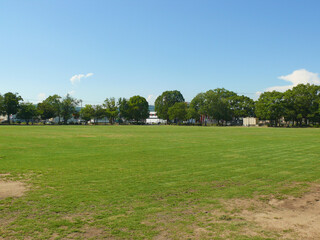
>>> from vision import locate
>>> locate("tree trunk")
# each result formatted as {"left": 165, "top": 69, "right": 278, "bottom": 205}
{"left": 7, "top": 114, "right": 10, "bottom": 124}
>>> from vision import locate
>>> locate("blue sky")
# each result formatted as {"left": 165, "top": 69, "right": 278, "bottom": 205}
{"left": 1, "top": 0, "right": 320, "bottom": 105}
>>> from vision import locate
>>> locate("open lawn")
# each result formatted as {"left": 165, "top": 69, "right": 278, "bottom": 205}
{"left": 0, "top": 126, "right": 320, "bottom": 239}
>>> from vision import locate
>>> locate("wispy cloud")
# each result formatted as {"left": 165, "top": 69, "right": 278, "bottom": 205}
{"left": 70, "top": 73, "right": 94, "bottom": 84}
{"left": 266, "top": 69, "right": 320, "bottom": 92}
{"left": 68, "top": 90, "right": 75, "bottom": 96}
{"left": 147, "top": 94, "right": 155, "bottom": 105}
{"left": 37, "top": 93, "right": 46, "bottom": 102}
{"left": 255, "top": 91, "right": 262, "bottom": 98}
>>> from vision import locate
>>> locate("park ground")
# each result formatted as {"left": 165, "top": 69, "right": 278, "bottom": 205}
{"left": 0, "top": 126, "right": 320, "bottom": 239}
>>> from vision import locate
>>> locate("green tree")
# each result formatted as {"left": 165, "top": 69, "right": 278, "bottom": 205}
{"left": 230, "top": 95, "right": 255, "bottom": 119}
{"left": 168, "top": 102, "right": 188, "bottom": 123}
{"left": 255, "top": 91, "right": 285, "bottom": 126}
{"left": 201, "top": 90, "right": 233, "bottom": 125}
{"left": 37, "top": 101, "right": 56, "bottom": 122}
{"left": 37, "top": 95, "right": 62, "bottom": 123}
{"left": 3, "top": 92, "right": 23, "bottom": 124}
{"left": 190, "top": 89, "right": 236, "bottom": 125}
{"left": 186, "top": 106, "right": 200, "bottom": 122}
{"left": 212, "top": 88, "right": 237, "bottom": 99}
{"left": 80, "top": 104, "right": 95, "bottom": 124}
{"left": 61, "top": 94, "right": 78, "bottom": 124}
{"left": 189, "top": 93, "right": 206, "bottom": 123}
{"left": 0, "top": 94, "right": 4, "bottom": 116}
{"left": 128, "top": 95, "right": 149, "bottom": 123}
{"left": 289, "top": 84, "right": 319, "bottom": 125}
{"left": 190, "top": 93, "right": 205, "bottom": 113}
{"left": 17, "top": 103, "right": 39, "bottom": 125}
{"left": 93, "top": 105, "right": 106, "bottom": 124}
{"left": 155, "top": 90, "right": 184, "bottom": 122}
{"left": 118, "top": 98, "right": 130, "bottom": 122}
{"left": 104, "top": 98, "right": 119, "bottom": 124}
{"left": 283, "top": 89, "right": 298, "bottom": 125}
{"left": 49, "top": 95, "right": 62, "bottom": 123}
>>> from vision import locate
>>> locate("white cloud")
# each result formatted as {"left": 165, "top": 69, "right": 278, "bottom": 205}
{"left": 37, "top": 93, "right": 46, "bottom": 102}
{"left": 147, "top": 94, "right": 155, "bottom": 105}
{"left": 70, "top": 73, "right": 94, "bottom": 84}
{"left": 266, "top": 69, "right": 320, "bottom": 92}
{"left": 255, "top": 91, "right": 262, "bottom": 97}
{"left": 68, "top": 90, "right": 75, "bottom": 96}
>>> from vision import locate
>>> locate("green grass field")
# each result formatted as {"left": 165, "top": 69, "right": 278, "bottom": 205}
{"left": 0, "top": 126, "right": 320, "bottom": 239}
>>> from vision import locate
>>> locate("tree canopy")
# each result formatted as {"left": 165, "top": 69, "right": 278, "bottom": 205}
{"left": 104, "top": 98, "right": 118, "bottom": 125}
{"left": 80, "top": 104, "right": 95, "bottom": 123}
{"left": 1, "top": 83, "right": 320, "bottom": 127}
{"left": 3, "top": 92, "right": 23, "bottom": 123}
{"left": 155, "top": 90, "right": 185, "bottom": 122}
{"left": 17, "top": 103, "right": 38, "bottom": 125}
{"left": 128, "top": 95, "right": 149, "bottom": 122}
{"left": 255, "top": 91, "right": 285, "bottom": 126}
{"left": 60, "top": 94, "right": 78, "bottom": 124}
{"left": 168, "top": 102, "right": 188, "bottom": 123}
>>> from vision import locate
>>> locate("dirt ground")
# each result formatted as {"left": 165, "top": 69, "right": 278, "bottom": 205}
{"left": 224, "top": 184, "right": 320, "bottom": 239}
{"left": 0, "top": 175, "right": 26, "bottom": 199}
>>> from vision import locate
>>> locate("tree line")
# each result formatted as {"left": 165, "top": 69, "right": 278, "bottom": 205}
{"left": 155, "top": 84, "right": 320, "bottom": 126}
{"left": 0, "top": 93, "right": 149, "bottom": 125}
{"left": 1, "top": 83, "right": 320, "bottom": 126}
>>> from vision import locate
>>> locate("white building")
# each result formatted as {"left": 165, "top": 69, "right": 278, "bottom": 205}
{"left": 0, "top": 114, "right": 7, "bottom": 121}
{"left": 243, "top": 117, "right": 258, "bottom": 126}
{"left": 146, "top": 111, "right": 166, "bottom": 124}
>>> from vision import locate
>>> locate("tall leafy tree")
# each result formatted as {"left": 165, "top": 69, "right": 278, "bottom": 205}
{"left": 104, "top": 97, "right": 119, "bottom": 125}
{"left": 190, "top": 93, "right": 205, "bottom": 113}
{"left": 0, "top": 94, "right": 4, "bottom": 116}
{"left": 37, "top": 101, "right": 56, "bottom": 122}
{"left": 212, "top": 88, "right": 237, "bottom": 99}
{"left": 200, "top": 90, "right": 233, "bottom": 125}
{"left": 290, "top": 84, "right": 319, "bottom": 125}
{"left": 186, "top": 106, "right": 200, "bottom": 122}
{"left": 155, "top": 90, "right": 184, "bottom": 122}
{"left": 3, "top": 92, "right": 23, "bottom": 123}
{"left": 189, "top": 93, "right": 206, "bottom": 123}
{"left": 60, "top": 94, "right": 78, "bottom": 124}
{"left": 283, "top": 89, "right": 298, "bottom": 125}
{"left": 17, "top": 103, "right": 39, "bottom": 125}
{"left": 80, "top": 104, "right": 95, "bottom": 124}
{"left": 38, "top": 95, "right": 62, "bottom": 123}
{"left": 93, "top": 105, "right": 106, "bottom": 124}
{"left": 48, "top": 95, "right": 62, "bottom": 123}
{"left": 118, "top": 98, "right": 130, "bottom": 122}
{"left": 230, "top": 95, "right": 255, "bottom": 119}
{"left": 128, "top": 95, "right": 149, "bottom": 123}
{"left": 190, "top": 89, "right": 237, "bottom": 125}
{"left": 255, "top": 91, "right": 285, "bottom": 126}
{"left": 168, "top": 102, "right": 188, "bottom": 123}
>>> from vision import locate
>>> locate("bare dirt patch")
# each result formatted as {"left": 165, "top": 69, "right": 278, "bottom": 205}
{"left": 147, "top": 184, "right": 320, "bottom": 239}
{"left": 0, "top": 173, "right": 10, "bottom": 177}
{"left": 0, "top": 181, "right": 27, "bottom": 199}
{"left": 66, "top": 225, "right": 107, "bottom": 239}
{"left": 224, "top": 184, "right": 320, "bottom": 239}
{"left": 78, "top": 135, "right": 96, "bottom": 138}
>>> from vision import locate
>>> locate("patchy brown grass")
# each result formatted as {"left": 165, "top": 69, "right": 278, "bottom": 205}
{"left": 0, "top": 181, "right": 27, "bottom": 199}
{"left": 66, "top": 225, "right": 107, "bottom": 239}
{"left": 219, "top": 183, "right": 320, "bottom": 240}
{"left": 143, "top": 184, "right": 320, "bottom": 239}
